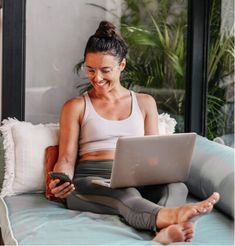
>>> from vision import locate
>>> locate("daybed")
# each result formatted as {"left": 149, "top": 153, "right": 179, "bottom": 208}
{"left": 0, "top": 121, "right": 234, "bottom": 245}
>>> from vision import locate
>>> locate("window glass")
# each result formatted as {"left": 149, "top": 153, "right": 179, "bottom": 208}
{"left": 120, "top": 0, "right": 188, "bottom": 132}
{"left": 207, "top": 0, "right": 234, "bottom": 147}
{"left": 25, "top": 0, "right": 188, "bottom": 133}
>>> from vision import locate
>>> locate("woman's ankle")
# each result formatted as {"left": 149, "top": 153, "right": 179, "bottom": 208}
{"left": 156, "top": 207, "right": 179, "bottom": 229}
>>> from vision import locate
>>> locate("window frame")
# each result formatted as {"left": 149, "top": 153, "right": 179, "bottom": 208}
{"left": 1, "top": 0, "right": 213, "bottom": 136}
{"left": 2, "top": 0, "right": 26, "bottom": 120}
{"left": 185, "top": 0, "right": 211, "bottom": 135}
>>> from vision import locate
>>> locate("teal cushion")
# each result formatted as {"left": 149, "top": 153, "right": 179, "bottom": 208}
{"left": 0, "top": 135, "right": 5, "bottom": 192}
{"left": 186, "top": 135, "right": 234, "bottom": 218}
{"left": 1, "top": 194, "right": 234, "bottom": 245}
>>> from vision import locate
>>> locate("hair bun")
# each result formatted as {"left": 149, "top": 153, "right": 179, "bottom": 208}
{"left": 95, "top": 21, "right": 116, "bottom": 38}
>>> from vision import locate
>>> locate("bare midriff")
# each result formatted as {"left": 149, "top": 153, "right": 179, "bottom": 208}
{"left": 79, "top": 150, "right": 115, "bottom": 161}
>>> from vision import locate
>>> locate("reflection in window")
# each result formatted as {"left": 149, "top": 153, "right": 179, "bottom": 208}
{"left": 207, "top": 0, "right": 234, "bottom": 147}
{"left": 76, "top": 0, "right": 188, "bottom": 133}
{"left": 120, "top": 0, "right": 187, "bottom": 133}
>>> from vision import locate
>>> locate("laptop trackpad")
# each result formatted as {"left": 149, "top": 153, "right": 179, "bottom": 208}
{"left": 91, "top": 179, "right": 111, "bottom": 187}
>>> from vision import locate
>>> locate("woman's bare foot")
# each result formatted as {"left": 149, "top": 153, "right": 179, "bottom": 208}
{"left": 153, "top": 222, "right": 194, "bottom": 245}
{"left": 156, "top": 192, "right": 220, "bottom": 229}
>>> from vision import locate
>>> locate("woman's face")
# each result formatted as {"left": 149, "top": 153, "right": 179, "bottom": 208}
{"left": 84, "top": 52, "right": 126, "bottom": 93}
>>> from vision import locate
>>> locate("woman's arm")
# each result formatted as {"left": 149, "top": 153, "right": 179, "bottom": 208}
{"left": 136, "top": 93, "right": 159, "bottom": 135}
{"left": 49, "top": 97, "right": 85, "bottom": 199}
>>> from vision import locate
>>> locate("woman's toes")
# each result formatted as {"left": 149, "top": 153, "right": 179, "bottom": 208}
{"left": 186, "top": 238, "right": 193, "bottom": 242}
{"left": 196, "top": 206, "right": 206, "bottom": 214}
{"left": 210, "top": 192, "right": 220, "bottom": 203}
{"left": 182, "top": 222, "right": 194, "bottom": 230}
{"left": 185, "top": 232, "right": 194, "bottom": 242}
{"left": 184, "top": 229, "right": 194, "bottom": 234}
{"left": 191, "top": 208, "right": 199, "bottom": 216}
{"left": 181, "top": 222, "right": 194, "bottom": 242}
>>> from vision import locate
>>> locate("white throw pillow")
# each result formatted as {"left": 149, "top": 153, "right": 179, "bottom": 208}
{"left": 158, "top": 113, "right": 177, "bottom": 135}
{"left": 0, "top": 118, "right": 59, "bottom": 197}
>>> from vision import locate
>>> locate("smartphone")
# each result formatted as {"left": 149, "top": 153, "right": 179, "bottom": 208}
{"left": 49, "top": 172, "right": 72, "bottom": 186}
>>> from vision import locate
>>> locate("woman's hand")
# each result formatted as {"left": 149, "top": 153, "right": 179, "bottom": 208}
{"left": 49, "top": 179, "right": 75, "bottom": 199}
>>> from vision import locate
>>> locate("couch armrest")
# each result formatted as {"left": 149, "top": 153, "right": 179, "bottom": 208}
{"left": 186, "top": 135, "right": 234, "bottom": 219}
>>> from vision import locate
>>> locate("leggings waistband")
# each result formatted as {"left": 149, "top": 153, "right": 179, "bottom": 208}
{"left": 74, "top": 160, "right": 113, "bottom": 179}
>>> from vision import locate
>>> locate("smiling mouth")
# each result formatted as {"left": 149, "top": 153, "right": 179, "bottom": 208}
{"left": 95, "top": 81, "right": 107, "bottom": 87}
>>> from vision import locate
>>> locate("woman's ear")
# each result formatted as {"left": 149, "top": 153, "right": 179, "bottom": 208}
{"left": 119, "top": 58, "right": 126, "bottom": 71}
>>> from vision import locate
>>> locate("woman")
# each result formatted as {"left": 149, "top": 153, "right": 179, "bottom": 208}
{"left": 49, "top": 21, "right": 219, "bottom": 244}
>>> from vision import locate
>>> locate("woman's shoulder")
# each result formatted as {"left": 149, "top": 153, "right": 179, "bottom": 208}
{"left": 133, "top": 91, "right": 156, "bottom": 107}
{"left": 133, "top": 92, "right": 158, "bottom": 119}
{"left": 62, "top": 95, "right": 85, "bottom": 112}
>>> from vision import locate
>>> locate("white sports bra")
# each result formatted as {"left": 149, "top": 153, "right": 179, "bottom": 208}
{"left": 79, "top": 91, "right": 145, "bottom": 156}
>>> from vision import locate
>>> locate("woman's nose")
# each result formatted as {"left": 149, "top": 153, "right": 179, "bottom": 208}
{"left": 93, "top": 71, "right": 103, "bottom": 82}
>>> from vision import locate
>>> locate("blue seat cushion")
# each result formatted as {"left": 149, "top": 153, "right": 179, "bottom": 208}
{"left": 0, "top": 194, "right": 234, "bottom": 245}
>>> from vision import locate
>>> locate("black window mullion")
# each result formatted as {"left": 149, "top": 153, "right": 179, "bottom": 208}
{"left": 185, "top": 0, "right": 211, "bottom": 136}
{"left": 2, "top": 0, "right": 26, "bottom": 121}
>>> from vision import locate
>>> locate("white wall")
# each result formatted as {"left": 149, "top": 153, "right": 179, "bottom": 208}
{"left": 25, "top": 0, "right": 122, "bottom": 124}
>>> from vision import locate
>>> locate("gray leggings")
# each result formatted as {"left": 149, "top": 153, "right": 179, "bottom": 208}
{"left": 66, "top": 160, "right": 188, "bottom": 231}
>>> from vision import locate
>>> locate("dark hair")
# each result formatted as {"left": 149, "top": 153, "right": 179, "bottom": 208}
{"left": 84, "top": 21, "right": 128, "bottom": 62}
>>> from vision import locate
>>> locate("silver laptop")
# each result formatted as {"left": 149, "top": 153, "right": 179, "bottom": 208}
{"left": 91, "top": 132, "right": 196, "bottom": 188}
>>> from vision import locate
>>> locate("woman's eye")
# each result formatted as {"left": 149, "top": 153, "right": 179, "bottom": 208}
{"left": 101, "top": 69, "right": 111, "bottom": 74}
{"left": 88, "top": 69, "right": 95, "bottom": 73}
